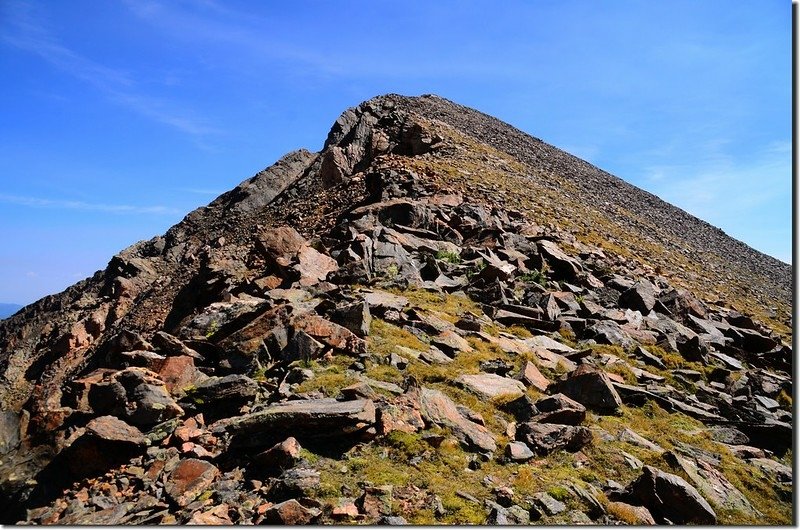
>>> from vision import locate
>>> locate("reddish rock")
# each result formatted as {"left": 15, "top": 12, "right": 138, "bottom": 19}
{"left": 188, "top": 504, "right": 232, "bottom": 525}
{"left": 295, "top": 245, "right": 338, "bottom": 286}
{"left": 59, "top": 416, "right": 147, "bottom": 480}
{"left": 517, "top": 361, "right": 551, "bottom": 392}
{"left": 331, "top": 498, "right": 360, "bottom": 519}
{"left": 262, "top": 499, "right": 320, "bottom": 525}
{"left": 164, "top": 458, "right": 220, "bottom": 507}
{"left": 556, "top": 364, "right": 622, "bottom": 412}
{"left": 292, "top": 312, "right": 366, "bottom": 354}
{"left": 151, "top": 355, "right": 203, "bottom": 395}
{"left": 255, "top": 436, "right": 302, "bottom": 474}
{"left": 256, "top": 226, "right": 307, "bottom": 267}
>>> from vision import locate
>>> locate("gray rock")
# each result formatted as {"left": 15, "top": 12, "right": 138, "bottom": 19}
{"left": 556, "top": 364, "right": 622, "bottom": 413}
{"left": 531, "top": 492, "right": 566, "bottom": 515}
{"left": 332, "top": 300, "right": 372, "bottom": 338}
{"left": 515, "top": 422, "right": 592, "bottom": 455}
{"left": 418, "top": 387, "right": 496, "bottom": 452}
{"left": 505, "top": 441, "right": 534, "bottom": 462}
{"left": 220, "top": 398, "right": 376, "bottom": 448}
{"left": 455, "top": 373, "right": 525, "bottom": 400}
{"left": 618, "top": 280, "right": 656, "bottom": 314}
{"left": 531, "top": 393, "right": 586, "bottom": 425}
{"left": 627, "top": 465, "right": 716, "bottom": 524}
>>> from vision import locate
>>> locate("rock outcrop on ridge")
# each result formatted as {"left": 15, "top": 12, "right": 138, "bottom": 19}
{"left": 0, "top": 94, "right": 792, "bottom": 524}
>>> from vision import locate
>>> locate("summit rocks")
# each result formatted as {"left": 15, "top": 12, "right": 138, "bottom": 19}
{"left": 0, "top": 94, "right": 791, "bottom": 524}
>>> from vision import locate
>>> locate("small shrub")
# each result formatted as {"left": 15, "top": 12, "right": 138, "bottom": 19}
{"left": 607, "top": 501, "right": 641, "bottom": 525}
{"left": 547, "top": 485, "right": 571, "bottom": 501}
{"left": 435, "top": 250, "right": 462, "bottom": 264}
{"left": 777, "top": 389, "right": 792, "bottom": 409}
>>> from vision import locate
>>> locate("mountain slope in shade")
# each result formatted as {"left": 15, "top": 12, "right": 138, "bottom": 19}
{"left": 0, "top": 94, "right": 791, "bottom": 524}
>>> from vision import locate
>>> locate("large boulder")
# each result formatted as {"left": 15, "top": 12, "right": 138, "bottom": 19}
{"left": 455, "top": 373, "right": 525, "bottom": 400}
{"left": 556, "top": 364, "right": 622, "bottom": 413}
{"left": 531, "top": 393, "right": 586, "bottom": 425}
{"left": 219, "top": 398, "right": 376, "bottom": 448}
{"left": 418, "top": 388, "right": 496, "bottom": 453}
{"left": 515, "top": 422, "right": 592, "bottom": 455}
{"left": 626, "top": 465, "right": 716, "bottom": 524}
{"left": 618, "top": 280, "right": 656, "bottom": 315}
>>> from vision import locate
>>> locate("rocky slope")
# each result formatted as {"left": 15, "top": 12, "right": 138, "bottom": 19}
{"left": 0, "top": 94, "right": 792, "bottom": 524}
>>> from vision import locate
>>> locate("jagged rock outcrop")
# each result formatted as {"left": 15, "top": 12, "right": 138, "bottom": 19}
{"left": 0, "top": 94, "right": 791, "bottom": 525}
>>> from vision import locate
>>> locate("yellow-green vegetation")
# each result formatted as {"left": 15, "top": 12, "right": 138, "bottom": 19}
{"left": 776, "top": 389, "right": 792, "bottom": 410}
{"left": 367, "top": 319, "right": 428, "bottom": 357}
{"left": 606, "top": 501, "right": 643, "bottom": 525}
{"left": 294, "top": 356, "right": 357, "bottom": 396}
{"left": 388, "top": 288, "right": 480, "bottom": 323}
{"left": 592, "top": 402, "right": 792, "bottom": 524}
{"left": 435, "top": 250, "right": 462, "bottom": 264}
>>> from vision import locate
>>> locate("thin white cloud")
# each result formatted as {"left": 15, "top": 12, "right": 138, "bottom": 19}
{"left": 3, "top": 1, "right": 219, "bottom": 139}
{"left": 0, "top": 193, "right": 182, "bottom": 215}
{"left": 642, "top": 141, "right": 791, "bottom": 262}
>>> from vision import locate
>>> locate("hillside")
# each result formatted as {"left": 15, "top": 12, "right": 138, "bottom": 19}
{"left": 0, "top": 94, "right": 791, "bottom": 524}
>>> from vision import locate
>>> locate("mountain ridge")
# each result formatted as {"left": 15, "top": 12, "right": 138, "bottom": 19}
{"left": 0, "top": 93, "right": 791, "bottom": 524}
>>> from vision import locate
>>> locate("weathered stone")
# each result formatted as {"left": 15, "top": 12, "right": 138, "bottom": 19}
{"left": 750, "top": 457, "right": 792, "bottom": 483}
{"left": 357, "top": 484, "right": 393, "bottom": 518}
{"left": 617, "top": 428, "right": 664, "bottom": 453}
{"left": 221, "top": 398, "right": 376, "bottom": 448}
{"left": 189, "top": 374, "right": 258, "bottom": 420}
{"left": 255, "top": 437, "right": 302, "bottom": 475}
{"left": 515, "top": 422, "right": 592, "bottom": 455}
{"left": 187, "top": 504, "right": 232, "bottom": 525}
{"left": 532, "top": 393, "right": 586, "bottom": 425}
{"left": 556, "top": 364, "right": 622, "bottom": 413}
{"left": 505, "top": 441, "right": 534, "bottom": 462}
{"left": 531, "top": 492, "right": 566, "bottom": 516}
{"left": 418, "top": 387, "right": 496, "bottom": 452}
{"left": 331, "top": 300, "right": 372, "bottom": 338}
{"left": 0, "top": 411, "right": 23, "bottom": 455}
{"left": 256, "top": 226, "right": 307, "bottom": 266}
{"left": 270, "top": 467, "right": 320, "bottom": 501}
{"left": 665, "top": 451, "right": 756, "bottom": 516}
{"left": 293, "top": 312, "right": 366, "bottom": 354}
{"left": 262, "top": 499, "right": 320, "bottom": 524}
{"left": 524, "top": 335, "right": 576, "bottom": 354}
{"left": 295, "top": 245, "right": 338, "bottom": 286}
{"left": 282, "top": 329, "right": 325, "bottom": 363}
{"left": 627, "top": 465, "right": 716, "bottom": 524}
{"left": 455, "top": 373, "right": 525, "bottom": 400}
{"left": 516, "top": 361, "right": 551, "bottom": 392}
{"left": 607, "top": 502, "right": 655, "bottom": 525}
{"left": 57, "top": 416, "right": 147, "bottom": 481}
{"left": 537, "top": 240, "right": 582, "bottom": 280}
{"left": 430, "top": 330, "right": 473, "bottom": 357}
{"left": 150, "top": 355, "right": 204, "bottom": 396}
{"left": 618, "top": 280, "right": 656, "bottom": 314}
{"left": 164, "top": 458, "right": 219, "bottom": 507}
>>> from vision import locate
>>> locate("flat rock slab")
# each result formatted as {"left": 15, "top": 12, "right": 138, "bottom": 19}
{"left": 524, "top": 335, "right": 576, "bottom": 354}
{"left": 515, "top": 422, "right": 592, "bottom": 455}
{"left": 418, "top": 387, "right": 496, "bottom": 452}
{"left": 364, "top": 291, "right": 409, "bottom": 313}
{"left": 455, "top": 373, "right": 525, "bottom": 400}
{"left": 220, "top": 398, "right": 376, "bottom": 448}
{"left": 165, "top": 458, "right": 219, "bottom": 507}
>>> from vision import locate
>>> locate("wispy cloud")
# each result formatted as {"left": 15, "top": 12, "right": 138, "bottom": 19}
{"left": 178, "top": 187, "right": 223, "bottom": 196}
{"left": 3, "top": 0, "right": 219, "bottom": 140}
{"left": 642, "top": 141, "right": 791, "bottom": 262}
{"left": 0, "top": 193, "right": 182, "bottom": 215}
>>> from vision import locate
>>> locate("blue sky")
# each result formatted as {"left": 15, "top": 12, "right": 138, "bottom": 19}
{"left": 0, "top": 0, "right": 791, "bottom": 305}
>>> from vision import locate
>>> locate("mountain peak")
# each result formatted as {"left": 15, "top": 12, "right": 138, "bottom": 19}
{"left": 0, "top": 95, "right": 791, "bottom": 524}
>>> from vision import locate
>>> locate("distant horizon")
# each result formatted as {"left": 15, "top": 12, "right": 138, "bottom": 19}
{"left": 1, "top": 1, "right": 790, "bottom": 305}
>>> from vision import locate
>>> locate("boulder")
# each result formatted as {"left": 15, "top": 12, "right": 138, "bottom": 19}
{"left": 455, "top": 373, "right": 525, "bottom": 400}
{"left": 56, "top": 416, "right": 147, "bottom": 480}
{"left": 254, "top": 436, "right": 302, "bottom": 475}
{"left": 164, "top": 458, "right": 220, "bottom": 507}
{"left": 626, "top": 465, "right": 716, "bottom": 524}
{"left": 618, "top": 280, "right": 656, "bottom": 314}
{"left": 418, "top": 388, "right": 496, "bottom": 452}
{"left": 331, "top": 300, "right": 372, "bottom": 338}
{"left": 537, "top": 240, "right": 582, "bottom": 280}
{"left": 515, "top": 422, "right": 592, "bottom": 455}
{"left": 261, "top": 499, "right": 320, "bottom": 525}
{"left": 505, "top": 441, "right": 534, "bottom": 462}
{"left": 295, "top": 245, "right": 338, "bottom": 286}
{"left": 556, "top": 364, "right": 622, "bottom": 413}
{"left": 516, "top": 361, "right": 551, "bottom": 392}
{"left": 531, "top": 393, "right": 586, "bottom": 425}
{"left": 220, "top": 398, "right": 376, "bottom": 448}
{"left": 256, "top": 226, "right": 307, "bottom": 267}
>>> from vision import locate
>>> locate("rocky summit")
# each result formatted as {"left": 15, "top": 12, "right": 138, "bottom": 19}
{"left": 0, "top": 94, "right": 792, "bottom": 525}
